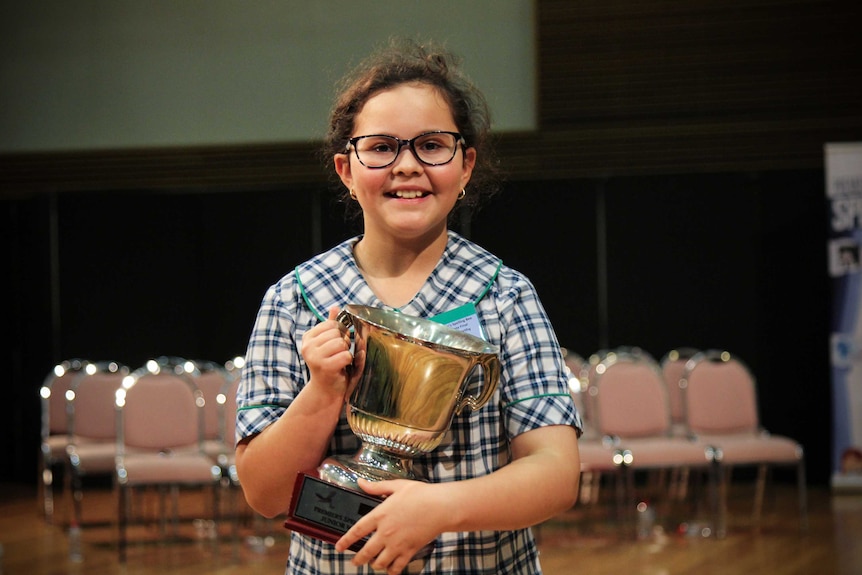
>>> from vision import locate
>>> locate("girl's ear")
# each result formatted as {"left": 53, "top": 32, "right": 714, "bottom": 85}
{"left": 460, "top": 147, "right": 477, "bottom": 190}
{"left": 334, "top": 153, "right": 353, "bottom": 190}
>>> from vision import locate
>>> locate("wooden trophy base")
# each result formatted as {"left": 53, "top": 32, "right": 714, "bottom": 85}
{"left": 284, "top": 469, "right": 382, "bottom": 551}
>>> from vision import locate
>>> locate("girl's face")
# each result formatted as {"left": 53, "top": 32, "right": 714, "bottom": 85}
{"left": 334, "top": 82, "right": 476, "bottom": 243}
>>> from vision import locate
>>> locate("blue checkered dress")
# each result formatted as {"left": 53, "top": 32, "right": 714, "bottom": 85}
{"left": 237, "top": 231, "right": 582, "bottom": 574}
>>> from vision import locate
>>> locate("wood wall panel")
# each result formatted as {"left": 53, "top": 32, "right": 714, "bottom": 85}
{"left": 0, "top": 0, "right": 860, "bottom": 195}
{"left": 538, "top": 0, "right": 861, "bottom": 123}
{"left": 0, "top": 142, "right": 326, "bottom": 197}
{"left": 535, "top": 0, "right": 862, "bottom": 174}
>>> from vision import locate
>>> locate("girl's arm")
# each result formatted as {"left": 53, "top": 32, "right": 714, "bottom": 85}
{"left": 236, "top": 307, "right": 352, "bottom": 517}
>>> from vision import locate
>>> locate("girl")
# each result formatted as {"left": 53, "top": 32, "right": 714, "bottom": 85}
{"left": 235, "top": 38, "right": 582, "bottom": 574}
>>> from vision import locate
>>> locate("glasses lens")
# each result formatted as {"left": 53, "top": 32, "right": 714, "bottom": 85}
{"left": 413, "top": 132, "right": 458, "bottom": 165}
{"left": 353, "top": 136, "right": 398, "bottom": 168}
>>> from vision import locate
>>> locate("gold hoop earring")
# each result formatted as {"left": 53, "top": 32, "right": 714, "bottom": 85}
{"left": 349, "top": 189, "right": 357, "bottom": 200}
{"left": 458, "top": 188, "right": 466, "bottom": 200}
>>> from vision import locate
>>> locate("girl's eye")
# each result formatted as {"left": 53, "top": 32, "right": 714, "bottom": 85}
{"left": 367, "top": 141, "right": 395, "bottom": 153}
{"left": 419, "top": 141, "right": 443, "bottom": 151}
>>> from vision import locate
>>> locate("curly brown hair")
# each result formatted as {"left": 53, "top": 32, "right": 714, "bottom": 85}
{"left": 321, "top": 37, "right": 501, "bottom": 222}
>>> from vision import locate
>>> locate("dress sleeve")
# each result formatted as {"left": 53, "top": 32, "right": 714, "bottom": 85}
{"left": 236, "top": 279, "right": 307, "bottom": 441}
{"left": 491, "top": 272, "right": 583, "bottom": 440}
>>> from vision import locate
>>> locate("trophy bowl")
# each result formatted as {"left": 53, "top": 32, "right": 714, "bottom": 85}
{"left": 320, "top": 304, "right": 501, "bottom": 489}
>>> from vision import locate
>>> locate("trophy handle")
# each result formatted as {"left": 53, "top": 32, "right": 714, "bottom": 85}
{"left": 455, "top": 354, "right": 500, "bottom": 414}
{"left": 336, "top": 308, "right": 356, "bottom": 350}
{"left": 336, "top": 308, "right": 354, "bottom": 331}
{"left": 336, "top": 309, "right": 359, "bottom": 382}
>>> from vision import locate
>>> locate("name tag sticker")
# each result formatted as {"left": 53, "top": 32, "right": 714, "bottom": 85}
{"left": 431, "top": 304, "right": 486, "bottom": 340}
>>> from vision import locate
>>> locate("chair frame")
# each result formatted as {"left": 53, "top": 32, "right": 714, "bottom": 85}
{"left": 38, "top": 358, "right": 88, "bottom": 523}
{"left": 190, "top": 359, "right": 236, "bottom": 462}
{"left": 659, "top": 347, "right": 700, "bottom": 436}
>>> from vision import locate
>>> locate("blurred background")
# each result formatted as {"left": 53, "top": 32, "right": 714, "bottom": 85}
{"left": 2, "top": 0, "right": 860, "bottom": 489}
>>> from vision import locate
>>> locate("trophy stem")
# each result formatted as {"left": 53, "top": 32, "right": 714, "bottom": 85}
{"left": 355, "top": 443, "right": 417, "bottom": 479}
{"left": 318, "top": 443, "right": 419, "bottom": 492}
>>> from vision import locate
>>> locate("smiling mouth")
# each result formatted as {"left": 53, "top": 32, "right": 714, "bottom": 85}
{"left": 389, "top": 190, "right": 429, "bottom": 199}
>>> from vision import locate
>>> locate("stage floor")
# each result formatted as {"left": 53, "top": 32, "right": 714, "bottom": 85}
{"left": 1, "top": 481, "right": 859, "bottom": 575}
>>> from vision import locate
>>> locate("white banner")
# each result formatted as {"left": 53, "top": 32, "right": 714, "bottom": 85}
{"left": 827, "top": 142, "right": 862, "bottom": 491}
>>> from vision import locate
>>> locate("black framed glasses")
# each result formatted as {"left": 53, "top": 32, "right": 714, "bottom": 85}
{"left": 346, "top": 131, "right": 465, "bottom": 169}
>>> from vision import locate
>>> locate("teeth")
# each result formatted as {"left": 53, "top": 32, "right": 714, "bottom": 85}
{"left": 394, "top": 190, "right": 424, "bottom": 199}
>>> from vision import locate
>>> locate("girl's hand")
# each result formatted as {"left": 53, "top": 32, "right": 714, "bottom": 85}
{"left": 336, "top": 478, "right": 445, "bottom": 575}
{"left": 300, "top": 307, "right": 354, "bottom": 401}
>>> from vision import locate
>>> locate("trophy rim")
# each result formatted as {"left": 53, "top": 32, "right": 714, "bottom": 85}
{"left": 342, "top": 304, "right": 500, "bottom": 356}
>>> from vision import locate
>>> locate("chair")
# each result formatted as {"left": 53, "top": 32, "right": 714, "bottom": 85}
{"left": 659, "top": 347, "right": 700, "bottom": 437}
{"left": 188, "top": 358, "right": 246, "bottom": 538}
{"left": 189, "top": 359, "right": 235, "bottom": 462}
{"left": 561, "top": 348, "right": 592, "bottom": 436}
{"left": 218, "top": 361, "right": 247, "bottom": 540}
{"left": 681, "top": 349, "right": 807, "bottom": 536}
{"left": 38, "top": 358, "right": 88, "bottom": 523}
{"left": 66, "top": 360, "right": 129, "bottom": 526}
{"left": 588, "top": 350, "right": 720, "bottom": 536}
{"left": 222, "top": 355, "right": 246, "bottom": 461}
{"left": 114, "top": 359, "right": 223, "bottom": 561}
{"left": 221, "top": 354, "right": 280, "bottom": 547}
{"left": 216, "top": 361, "right": 241, "bottom": 482}
{"left": 561, "top": 348, "right": 625, "bottom": 505}
{"left": 575, "top": 437, "right": 630, "bottom": 511}
{"left": 224, "top": 355, "right": 245, "bottom": 379}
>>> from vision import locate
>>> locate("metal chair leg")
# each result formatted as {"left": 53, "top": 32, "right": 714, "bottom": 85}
{"left": 118, "top": 484, "right": 128, "bottom": 563}
{"left": 797, "top": 458, "right": 809, "bottom": 532}
{"left": 716, "top": 465, "right": 730, "bottom": 538}
{"left": 752, "top": 463, "right": 767, "bottom": 527}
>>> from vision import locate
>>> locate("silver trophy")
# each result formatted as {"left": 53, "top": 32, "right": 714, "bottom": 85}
{"left": 286, "top": 304, "right": 500, "bottom": 548}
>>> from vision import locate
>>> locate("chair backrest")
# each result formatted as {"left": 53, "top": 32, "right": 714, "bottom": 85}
{"left": 117, "top": 362, "right": 203, "bottom": 452}
{"left": 224, "top": 355, "right": 245, "bottom": 378}
{"left": 561, "top": 347, "right": 588, "bottom": 415}
{"left": 40, "top": 359, "right": 88, "bottom": 439}
{"left": 682, "top": 349, "right": 760, "bottom": 435}
{"left": 70, "top": 361, "right": 128, "bottom": 441}
{"left": 583, "top": 348, "right": 656, "bottom": 415}
{"left": 192, "top": 360, "right": 233, "bottom": 442}
{"left": 589, "top": 352, "right": 671, "bottom": 439}
{"left": 561, "top": 348, "right": 585, "bottom": 380}
{"left": 219, "top": 372, "right": 240, "bottom": 448}
{"left": 222, "top": 356, "right": 244, "bottom": 447}
{"left": 660, "top": 347, "right": 700, "bottom": 425}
